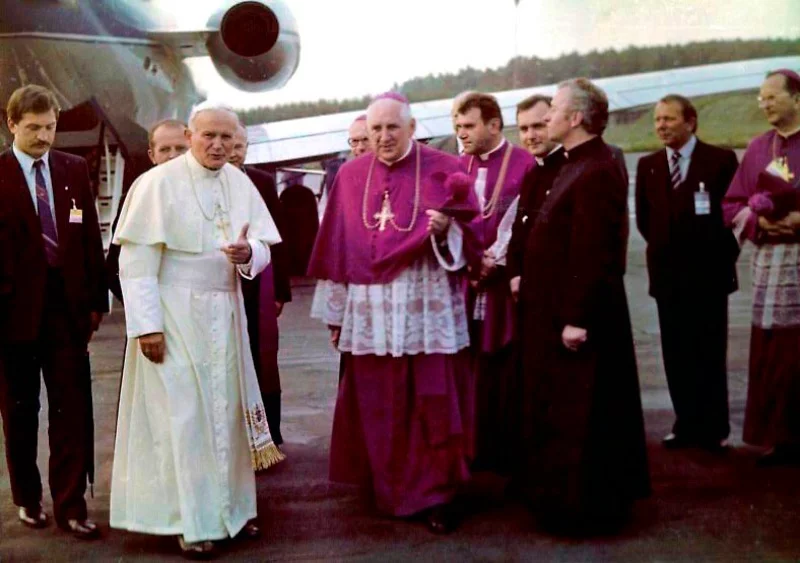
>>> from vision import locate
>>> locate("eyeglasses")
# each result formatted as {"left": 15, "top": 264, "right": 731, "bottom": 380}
{"left": 757, "top": 93, "right": 792, "bottom": 105}
{"left": 348, "top": 137, "right": 369, "bottom": 147}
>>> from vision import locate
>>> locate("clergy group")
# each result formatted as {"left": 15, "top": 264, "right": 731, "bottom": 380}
{"left": 0, "top": 67, "right": 798, "bottom": 557}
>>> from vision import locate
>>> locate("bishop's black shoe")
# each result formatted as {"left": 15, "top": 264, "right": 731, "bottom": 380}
{"left": 426, "top": 503, "right": 459, "bottom": 535}
{"left": 756, "top": 445, "right": 800, "bottom": 467}
{"left": 662, "top": 433, "right": 694, "bottom": 450}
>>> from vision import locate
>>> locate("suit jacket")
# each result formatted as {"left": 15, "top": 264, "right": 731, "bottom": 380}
{"left": 635, "top": 139, "right": 739, "bottom": 299}
{"left": 244, "top": 166, "right": 291, "bottom": 304}
{"left": 0, "top": 149, "right": 108, "bottom": 343}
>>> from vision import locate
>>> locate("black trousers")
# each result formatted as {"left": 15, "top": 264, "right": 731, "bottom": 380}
{"left": 656, "top": 293, "right": 730, "bottom": 442}
{"left": 0, "top": 269, "right": 91, "bottom": 523}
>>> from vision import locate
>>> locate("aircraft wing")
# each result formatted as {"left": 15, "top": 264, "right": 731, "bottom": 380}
{"left": 245, "top": 55, "right": 800, "bottom": 166}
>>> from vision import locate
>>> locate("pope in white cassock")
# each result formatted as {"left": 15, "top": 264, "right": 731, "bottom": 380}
{"left": 109, "top": 102, "right": 283, "bottom": 557}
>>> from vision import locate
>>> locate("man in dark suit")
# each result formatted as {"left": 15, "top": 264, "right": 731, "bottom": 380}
{"left": 636, "top": 94, "right": 739, "bottom": 452}
{"left": 230, "top": 124, "right": 291, "bottom": 446}
{"left": 0, "top": 85, "right": 107, "bottom": 538}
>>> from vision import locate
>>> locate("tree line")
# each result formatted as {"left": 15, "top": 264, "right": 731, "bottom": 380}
{"left": 238, "top": 38, "right": 799, "bottom": 125}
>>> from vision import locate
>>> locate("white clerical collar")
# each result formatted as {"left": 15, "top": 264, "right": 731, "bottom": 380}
{"left": 13, "top": 143, "right": 50, "bottom": 175}
{"left": 666, "top": 134, "right": 697, "bottom": 161}
{"left": 186, "top": 150, "right": 224, "bottom": 178}
{"left": 479, "top": 138, "right": 506, "bottom": 161}
{"left": 534, "top": 144, "right": 563, "bottom": 166}
{"left": 378, "top": 140, "right": 414, "bottom": 166}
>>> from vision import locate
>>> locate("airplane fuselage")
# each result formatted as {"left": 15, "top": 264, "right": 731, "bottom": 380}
{"left": 0, "top": 0, "right": 198, "bottom": 130}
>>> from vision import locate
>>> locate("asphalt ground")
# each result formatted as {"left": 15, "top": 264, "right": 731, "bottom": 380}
{"left": 2, "top": 154, "right": 800, "bottom": 561}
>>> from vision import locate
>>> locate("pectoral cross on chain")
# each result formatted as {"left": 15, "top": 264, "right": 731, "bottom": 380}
{"left": 374, "top": 191, "right": 395, "bottom": 232}
{"left": 214, "top": 201, "right": 232, "bottom": 241}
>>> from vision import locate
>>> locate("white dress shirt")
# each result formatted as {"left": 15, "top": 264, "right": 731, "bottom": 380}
{"left": 13, "top": 144, "right": 57, "bottom": 225}
{"left": 665, "top": 134, "right": 697, "bottom": 183}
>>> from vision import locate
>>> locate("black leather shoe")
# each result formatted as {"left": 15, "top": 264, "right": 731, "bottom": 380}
{"left": 662, "top": 433, "right": 693, "bottom": 449}
{"left": 699, "top": 438, "right": 730, "bottom": 454}
{"left": 61, "top": 518, "right": 100, "bottom": 540}
{"left": 239, "top": 519, "right": 260, "bottom": 539}
{"left": 18, "top": 505, "right": 49, "bottom": 529}
{"left": 426, "top": 504, "right": 458, "bottom": 535}
{"left": 756, "top": 446, "right": 800, "bottom": 467}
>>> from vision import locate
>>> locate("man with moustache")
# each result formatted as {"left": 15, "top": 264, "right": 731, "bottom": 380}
{"left": 453, "top": 92, "right": 533, "bottom": 472}
{"left": 107, "top": 119, "right": 190, "bottom": 302}
{"left": 308, "top": 92, "right": 481, "bottom": 534}
{"left": 110, "top": 102, "right": 283, "bottom": 558}
{"left": 636, "top": 95, "right": 739, "bottom": 452}
{"left": 723, "top": 69, "right": 800, "bottom": 466}
{"left": 0, "top": 84, "right": 107, "bottom": 539}
{"left": 518, "top": 79, "right": 649, "bottom": 535}
{"left": 230, "top": 124, "right": 291, "bottom": 447}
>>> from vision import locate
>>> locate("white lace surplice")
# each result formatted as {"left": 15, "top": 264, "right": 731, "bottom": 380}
{"left": 311, "top": 227, "right": 470, "bottom": 357}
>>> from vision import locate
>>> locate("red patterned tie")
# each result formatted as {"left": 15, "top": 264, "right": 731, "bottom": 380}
{"left": 34, "top": 160, "right": 59, "bottom": 266}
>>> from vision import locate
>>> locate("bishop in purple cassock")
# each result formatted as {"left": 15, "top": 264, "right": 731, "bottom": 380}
{"left": 308, "top": 92, "right": 482, "bottom": 533}
{"left": 723, "top": 69, "right": 800, "bottom": 466}
{"left": 454, "top": 93, "right": 533, "bottom": 472}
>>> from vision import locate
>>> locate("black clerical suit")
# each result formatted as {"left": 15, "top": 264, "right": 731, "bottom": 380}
{"left": 635, "top": 138, "right": 739, "bottom": 444}
{"left": 518, "top": 137, "right": 650, "bottom": 533}
{"left": 507, "top": 147, "right": 565, "bottom": 285}
{"left": 243, "top": 165, "right": 291, "bottom": 445}
{"left": 0, "top": 148, "right": 107, "bottom": 525}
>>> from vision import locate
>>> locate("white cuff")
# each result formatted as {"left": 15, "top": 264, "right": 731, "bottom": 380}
{"left": 310, "top": 280, "right": 348, "bottom": 326}
{"left": 120, "top": 276, "right": 164, "bottom": 338}
{"left": 431, "top": 222, "right": 466, "bottom": 271}
{"left": 732, "top": 207, "right": 753, "bottom": 247}
{"left": 238, "top": 239, "right": 271, "bottom": 280}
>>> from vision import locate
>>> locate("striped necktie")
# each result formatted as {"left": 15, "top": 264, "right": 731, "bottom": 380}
{"left": 670, "top": 150, "right": 682, "bottom": 190}
{"left": 33, "top": 160, "right": 59, "bottom": 266}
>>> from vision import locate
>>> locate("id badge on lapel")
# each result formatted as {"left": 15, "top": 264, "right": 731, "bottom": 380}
{"left": 694, "top": 182, "right": 710, "bottom": 216}
{"left": 69, "top": 197, "right": 83, "bottom": 224}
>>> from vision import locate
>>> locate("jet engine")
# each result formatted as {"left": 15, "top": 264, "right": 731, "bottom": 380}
{"left": 206, "top": 0, "right": 300, "bottom": 92}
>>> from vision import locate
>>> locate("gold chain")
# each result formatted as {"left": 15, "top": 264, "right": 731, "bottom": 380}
{"left": 362, "top": 142, "right": 421, "bottom": 232}
{"left": 467, "top": 141, "right": 513, "bottom": 219}
{"left": 185, "top": 155, "right": 231, "bottom": 222}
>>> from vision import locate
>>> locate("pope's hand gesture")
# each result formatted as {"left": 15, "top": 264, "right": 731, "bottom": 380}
{"left": 139, "top": 332, "right": 166, "bottom": 364}
{"left": 223, "top": 223, "right": 253, "bottom": 265}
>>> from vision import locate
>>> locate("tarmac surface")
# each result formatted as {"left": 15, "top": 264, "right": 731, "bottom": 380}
{"left": 2, "top": 154, "right": 800, "bottom": 561}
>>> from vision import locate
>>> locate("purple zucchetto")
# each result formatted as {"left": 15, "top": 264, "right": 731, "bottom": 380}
{"left": 770, "top": 68, "right": 800, "bottom": 85}
{"left": 371, "top": 91, "right": 410, "bottom": 105}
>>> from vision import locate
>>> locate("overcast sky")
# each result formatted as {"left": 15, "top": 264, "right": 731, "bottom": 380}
{"left": 173, "top": 0, "right": 799, "bottom": 109}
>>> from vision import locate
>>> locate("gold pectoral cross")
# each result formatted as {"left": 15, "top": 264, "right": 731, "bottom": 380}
{"left": 214, "top": 202, "right": 232, "bottom": 241}
{"left": 374, "top": 191, "right": 395, "bottom": 232}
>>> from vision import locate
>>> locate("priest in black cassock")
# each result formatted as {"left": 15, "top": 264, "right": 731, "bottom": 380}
{"left": 517, "top": 78, "right": 650, "bottom": 535}
{"left": 230, "top": 125, "right": 292, "bottom": 446}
